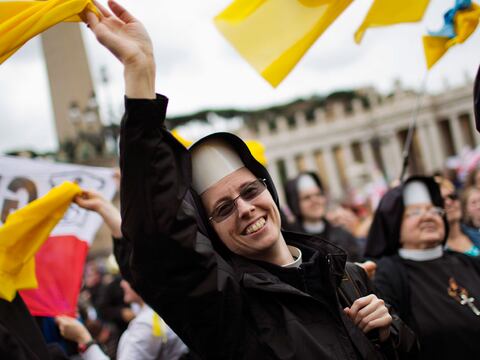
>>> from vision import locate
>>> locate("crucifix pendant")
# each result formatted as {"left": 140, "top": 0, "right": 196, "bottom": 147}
{"left": 460, "top": 294, "right": 480, "bottom": 316}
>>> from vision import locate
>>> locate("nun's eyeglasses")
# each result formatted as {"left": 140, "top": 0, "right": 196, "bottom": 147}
{"left": 404, "top": 207, "right": 445, "bottom": 218}
{"left": 209, "top": 178, "right": 267, "bottom": 223}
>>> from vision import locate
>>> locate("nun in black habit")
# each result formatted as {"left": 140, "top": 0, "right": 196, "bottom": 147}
{"left": 82, "top": 2, "right": 420, "bottom": 358}
{"left": 284, "top": 172, "right": 363, "bottom": 262}
{"left": 366, "top": 176, "right": 480, "bottom": 359}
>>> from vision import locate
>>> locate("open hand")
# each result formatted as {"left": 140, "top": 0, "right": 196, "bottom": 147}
{"left": 86, "top": 0, "right": 152, "bottom": 67}
{"left": 86, "top": 1, "right": 155, "bottom": 98}
{"left": 74, "top": 189, "right": 122, "bottom": 238}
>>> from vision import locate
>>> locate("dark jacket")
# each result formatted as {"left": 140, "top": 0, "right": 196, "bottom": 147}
{"left": 118, "top": 95, "right": 416, "bottom": 359}
{"left": 365, "top": 177, "right": 480, "bottom": 359}
{"left": 0, "top": 295, "right": 68, "bottom": 360}
{"left": 284, "top": 173, "right": 363, "bottom": 262}
{"left": 474, "top": 64, "right": 480, "bottom": 131}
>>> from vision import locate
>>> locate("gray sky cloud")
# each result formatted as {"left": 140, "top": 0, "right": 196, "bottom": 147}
{"left": 1, "top": 0, "right": 479, "bottom": 153}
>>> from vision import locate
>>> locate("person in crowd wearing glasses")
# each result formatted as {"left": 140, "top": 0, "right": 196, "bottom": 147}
{"left": 284, "top": 172, "right": 363, "bottom": 262}
{"left": 365, "top": 176, "right": 480, "bottom": 359}
{"left": 84, "top": 2, "right": 417, "bottom": 359}
{"left": 436, "top": 178, "right": 480, "bottom": 256}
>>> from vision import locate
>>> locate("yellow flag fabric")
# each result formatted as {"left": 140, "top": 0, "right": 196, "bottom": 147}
{"left": 152, "top": 313, "right": 168, "bottom": 343}
{"left": 0, "top": 0, "right": 98, "bottom": 64}
{"left": 423, "top": 3, "right": 480, "bottom": 69}
{"left": 214, "top": 0, "right": 352, "bottom": 87}
{"left": 0, "top": 181, "right": 81, "bottom": 301}
{"left": 171, "top": 130, "right": 193, "bottom": 148}
{"left": 245, "top": 140, "right": 268, "bottom": 165}
{"left": 354, "top": 0, "right": 430, "bottom": 44}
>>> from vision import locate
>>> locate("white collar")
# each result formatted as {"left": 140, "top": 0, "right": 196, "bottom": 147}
{"left": 303, "top": 220, "right": 325, "bottom": 234}
{"left": 282, "top": 245, "right": 303, "bottom": 268}
{"left": 398, "top": 245, "right": 443, "bottom": 261}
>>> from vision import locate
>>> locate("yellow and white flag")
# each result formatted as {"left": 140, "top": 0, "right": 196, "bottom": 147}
{"left": 214, "top": 0, "right": 352, "bottom": 87}
{"left": 354, "top": 0, "right": 430, "bottom": 44}
{"left": 0, "top": 0, "right": 98, "bottom": 64}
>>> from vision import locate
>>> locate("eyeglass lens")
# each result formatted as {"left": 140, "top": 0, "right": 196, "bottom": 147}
{"left": 211, "top": 179, "right": 266, "bottom": 222}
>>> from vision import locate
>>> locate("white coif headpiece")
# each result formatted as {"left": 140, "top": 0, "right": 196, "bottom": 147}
{"left": 191, "top": 139, "right": 244, "bottom": 194}
{"left": 297, "top": 174, "right": 319, "bottom": 192}
{"left": 403, "top": 181, "right": 432, "bottom": 206}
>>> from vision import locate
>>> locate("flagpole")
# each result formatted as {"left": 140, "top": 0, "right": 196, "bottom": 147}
{"left": 399, "top": 72, "right": 429, "bottom": 182}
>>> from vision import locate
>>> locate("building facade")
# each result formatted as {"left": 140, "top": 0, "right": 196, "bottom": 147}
{"left": 236, "top": 80, "right": 478, "bottom": 204}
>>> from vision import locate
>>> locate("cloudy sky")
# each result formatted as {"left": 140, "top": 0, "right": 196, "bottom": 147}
{"left": 1, "top": 0, "right": 479, "bottom": 153}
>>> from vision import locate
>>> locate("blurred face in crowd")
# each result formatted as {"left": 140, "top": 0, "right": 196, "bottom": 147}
{"left": 400, "top": 203, "right": 445, "bottom": 249}
{"left": 441, "top": 186, "right": 461, "bottom": 224}
{"left": 201, "top": 167, "right": 283, "bottom": 261}
{"left": 299, "top": 186, "right": 326, "bottom": 222}
{"left": 84, "top": 263, "right": 101, "bottom": 288}
{"left": 465, "top": 188, "right": 480, "bottom": 227}
{"left": 120, "top": 280, "right": 142, "bottom": 304}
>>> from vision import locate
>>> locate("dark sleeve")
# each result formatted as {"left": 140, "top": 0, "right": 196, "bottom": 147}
{"left": 119, "top": 96, "right": 246, "bottom": 359}
{"left": 344, "top": 263, "right": 419, "bottom": 359}
{"left": 47, "top": 344, "right": 70, "bottom": 360}
{"left": 474, "top": 64, "right": 480, "bottom": 132}
{"left": 112, "top": 236, "right": 133, "bottom": 284}
{"left": 0, "top": 325, "right": 31, "bottom": 360}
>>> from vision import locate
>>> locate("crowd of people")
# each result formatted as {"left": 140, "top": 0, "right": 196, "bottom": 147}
{"left": 2, "top": 1, "right": 480, "bottom": 359}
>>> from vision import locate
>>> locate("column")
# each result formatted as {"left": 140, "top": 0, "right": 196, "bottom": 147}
{"left": 341, "top": 142, "right": 354, "bottom": 185}
{"left": 295, "top": 112, "right": 307, "bottom": 128}
{"left": 449, "top": 115, "right": 465, "bottom": 154}
{"left": 284, "top": 155, "right": 297, "bottom": 180}
{"left": 322, "top": 146, "right": 342, "bottom": 199}
{"left": 302, "top": 151, "right": 318, "bottom": 173}
{"left": 380, "top": 130, "right": 403, "bottom": 180}
{"left": 342, "top": 142, "right": 354, "bottom": 166}
{"left": 468, "top": 110, "right": 480, "bottom": 147}
{"left": 267, "top": 159, "right": 286, "bottom": 205}
{"left": 379, "top": 139, "right": 396, "bottom": 181}
{"left": 425, "top": 119, "right": 445, "bottom": 170}
{"left": 384, "top": 131, "right": 403, "bottom": 178}
{"left": 314, "top": 108, "right": 326, "bottom": 125}
{"left": 258, "top": 120, "right": 270, "bottom": 137}
{"left": 416, "top": 125, "right": 434, "bottom": 174}
{"left": 360, "top": 140, "right": 376, "bottom": 178}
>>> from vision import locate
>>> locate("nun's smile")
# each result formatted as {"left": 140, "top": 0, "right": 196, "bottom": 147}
{"left": 202, "top": 167, "right": 284, "bottom": 261}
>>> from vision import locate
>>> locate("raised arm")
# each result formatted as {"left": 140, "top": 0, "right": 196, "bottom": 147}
{"left": 74, "top": 189, "right": 122, "bottom": 238}
{"left": 85, "top": 3, "right": 246, "bottom": 358}
{"left": 86, "top": 0, "right": 155, "bottom": 99}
